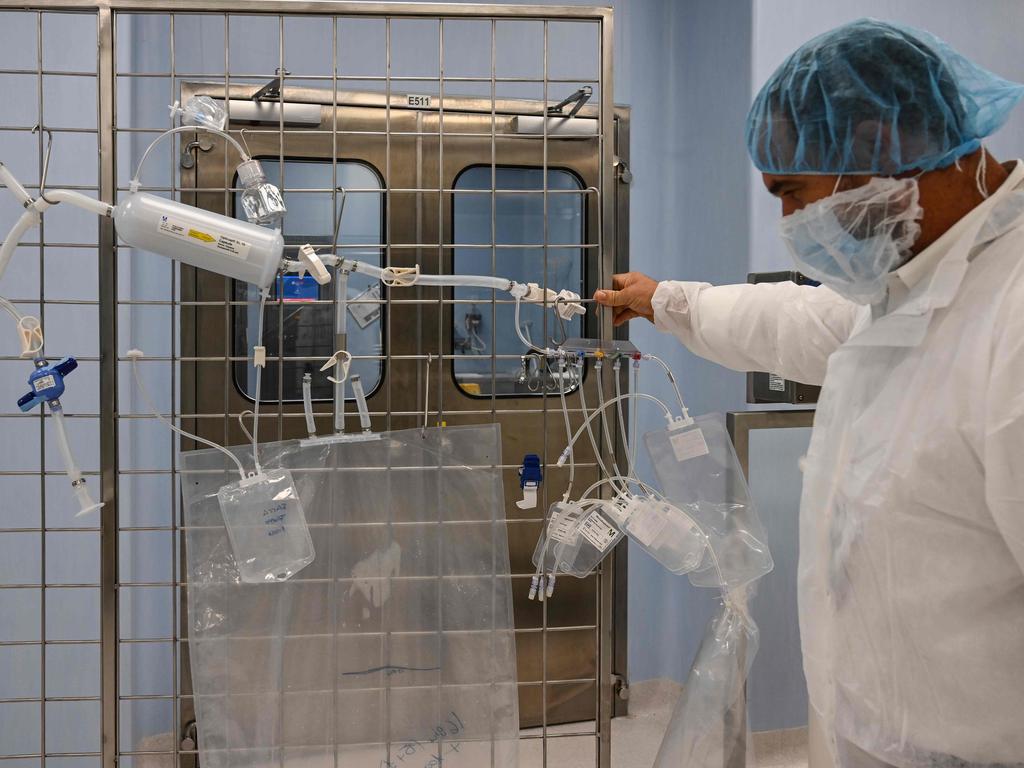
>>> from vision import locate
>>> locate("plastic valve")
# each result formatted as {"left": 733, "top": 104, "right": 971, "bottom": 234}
{"left": 17, "top": 356, "right": 78, "bottom": 412}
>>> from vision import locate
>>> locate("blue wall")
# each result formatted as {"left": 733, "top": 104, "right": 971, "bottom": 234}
{"left": 617, "top": 0, "right": 754, "bottom": 685}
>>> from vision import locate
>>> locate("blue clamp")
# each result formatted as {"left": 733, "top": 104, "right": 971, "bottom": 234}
{"left": 517, "top": 453, "right": 543, "bottom": 510}
{"left": 17, "top": 356, "right": 78, "bottom": 412}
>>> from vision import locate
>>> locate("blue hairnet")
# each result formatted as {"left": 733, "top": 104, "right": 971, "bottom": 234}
{"left": 747, "top": 19, "right": 1024, "bottom": 175}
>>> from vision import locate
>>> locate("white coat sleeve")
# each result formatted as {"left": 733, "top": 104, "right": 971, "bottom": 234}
{"left": 984, "top": 268, "right": 1024, "bottom": 575}
{"left": 651, "top": 280, "right": 862, "bottom": 385}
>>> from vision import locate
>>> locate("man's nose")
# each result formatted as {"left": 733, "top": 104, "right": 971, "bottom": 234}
{"left": 782, "top": 198, "right": 803, "bottom": 217}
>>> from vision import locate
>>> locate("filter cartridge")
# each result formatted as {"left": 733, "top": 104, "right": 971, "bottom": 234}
{"left": 113, "top": 192, "right": 284, "bottom": 288}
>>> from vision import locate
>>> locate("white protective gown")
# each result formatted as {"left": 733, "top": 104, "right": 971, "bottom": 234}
{"left": 652, "top": 161, "right": 1024, "bottom": 768}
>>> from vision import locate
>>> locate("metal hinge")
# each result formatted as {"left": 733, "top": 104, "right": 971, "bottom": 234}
{"left": 614, "top": 156, "right": 632, "bottom": 184}
{"left": 612, "top": 673, "right": 630, "bottom": 701}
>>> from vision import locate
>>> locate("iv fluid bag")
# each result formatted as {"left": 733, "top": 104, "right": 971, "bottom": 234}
{"left": 621, "top": 498, "right": 707, "bottom": 576}
{"left": 532, "top": 500, "right": 624, "bottom": 579}
{"left": 644, "top": 414, "right": 773, "bottom": 590}
{"left": 217, "top": 468, "right": 314, "bottom": 583}
{"left": 181, "top": 425, "right": 519, "bottom": 768}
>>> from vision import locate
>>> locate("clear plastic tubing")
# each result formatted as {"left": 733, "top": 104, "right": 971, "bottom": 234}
{"left": 0, "top": 161, "right": 34, "bottom": 206}
{"left": 345, "top": 259, "right": 512, "bottom": 291}
{"left": 51, "top": 406, "right": 103, "bottom": 516}
{"left": 302, "top": 373, "right": 316, "bottom": 438}
{"left": 351, "top": 375, "right": 372, "bottom": 432}
{"left": 334, "top": 269, "right": 349, "bottom": 433}
{"left": 0, "top": 208, "right": 40, "bottom": 282}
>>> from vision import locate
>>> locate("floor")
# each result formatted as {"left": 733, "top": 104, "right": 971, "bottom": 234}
{"left": 520, "top": 679, "right": 809, "bottom": 768}
{"left": 133, "top": 679, "right": 809, "bottom": 767}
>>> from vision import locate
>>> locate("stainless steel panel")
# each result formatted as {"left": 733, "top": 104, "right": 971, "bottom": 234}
{"left": 0, "top": 5, "right": 621, "bottom": 767}
{"left": 183, "top": 81, "right": 613, "bottom": 731}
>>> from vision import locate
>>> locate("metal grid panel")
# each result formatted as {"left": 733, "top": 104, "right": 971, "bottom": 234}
{"left": 0, "top": 4, "right": 619, "bottom": 768}
{"left": 0, "top": 7, "right": 105, "bottom": 767}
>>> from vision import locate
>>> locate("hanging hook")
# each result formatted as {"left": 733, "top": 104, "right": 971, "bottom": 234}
{"left": 236, "top": 127, "right": 254, "bottom": 159}
{"left": 422, "top": 353, "right": 433, "bottom": 437}
{"left": 551, "top": 297, "right": 570, "bottom": 346}
{"left": 31, "top": 125, "right": 56, "bottom": 204}
{"left": 332, "top": 186, "right": 348, "bottom": 255}
{"left": 527, "top": 354, "right": 544, "bottom": 393}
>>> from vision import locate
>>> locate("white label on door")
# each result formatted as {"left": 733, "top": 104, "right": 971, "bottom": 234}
{"left": 626, "top": 504, "right": 669, "bottom": 547}
{"left": 579, "top": 510, "right": 618, "bottom": 552}
{"left": 768, "top": 373, "right": 786, "bottom": 392}
{"left": 348, "top": 283, "right": 382, "bottom": 328}
{"left": 670, "top": 427, "right": 710, "bottom": 463}
{"left": 407, "top": 94, "right": 432, "bottom": 108}
{"left": 158, "top": 215, "right": 251, "bottom": 261}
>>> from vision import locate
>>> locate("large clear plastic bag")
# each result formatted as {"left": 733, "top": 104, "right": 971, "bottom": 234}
{"left": 653, "top": 595, "right": 759, "bottom": 768}
{"left": 181, "top": 425, "right": 519, "bottom": 768}
{"left": 644, "top": 414, "right": 773, "bottom": 589}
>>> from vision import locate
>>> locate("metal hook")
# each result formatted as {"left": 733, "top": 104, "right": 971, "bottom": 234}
{"left": 422, "top": 353, "right": 433, "bottom": 437}
{"left": 332, "top": 186, "right": 348, "bottom": 255}
{"left": 31, "top": 125, "right": 56, "bottom": 204}
{"left": 237, "top": 127, "right": 253, "bottom": 158}
{"left": 551, "top": 297, "right": 570, "bottom": 346}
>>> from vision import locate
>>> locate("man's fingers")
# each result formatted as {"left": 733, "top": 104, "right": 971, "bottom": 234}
{"left": 611, "top": 273, "right": 633, "bottom": 290}
{"left": 612, "top": 308, "right": 640, "bottom": 326}
{"left": 594, "top": 288, "right": 630, "bottom": 307}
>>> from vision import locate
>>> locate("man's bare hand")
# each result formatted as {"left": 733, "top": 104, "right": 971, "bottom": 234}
{"left": 593, "top": 272, "right": 659, "bottom": 326}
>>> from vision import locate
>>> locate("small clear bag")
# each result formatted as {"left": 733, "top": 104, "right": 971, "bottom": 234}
{"left": 216, "top": 468, "right": 315, "bottom": 583}
{"left": 533, "top": 500, "right": 624, "bottom": 578}
{"left": 622, "top": 497, "right": 708, "bottom": 575}
{"left": 173, "top": 94, "right": 227, "bottom": 130}
{"left": 644, "top": 413, "right": 773, "bottom": 589}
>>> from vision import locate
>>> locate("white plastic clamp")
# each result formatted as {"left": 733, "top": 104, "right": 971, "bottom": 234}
{"left": 298, "top": 244, "right": 332, "bottom": 285}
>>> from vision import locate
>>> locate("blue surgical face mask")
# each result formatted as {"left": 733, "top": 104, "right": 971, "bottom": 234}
{"left": 778, "top": 177, "right": 923, "bottom": 304}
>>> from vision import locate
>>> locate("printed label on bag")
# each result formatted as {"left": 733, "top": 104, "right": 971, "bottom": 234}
{"left": 158, "top": 215, "right": 251, "bottom": 261}
{"left": 670, "top": 427, "right": 710, "bottom": 463}
{"left": 768, "top": 373, "right": 786, "bottom": 392}
{"left": 32, "top": 374, "right": 56, "bottom": 393}
{"left": 348, "top": 283, "right": 382, "bottom": 328}
{"left": 627, "top": 504, "right": 669, "bottom": 547}
{"left": 547, "top": 506, "right": 582, "bottom": 544}
{"left": 579, "top": 510, "right": 618, "bottom": 552}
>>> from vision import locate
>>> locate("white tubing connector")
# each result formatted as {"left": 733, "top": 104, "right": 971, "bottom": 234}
{"left": 298, "top": 244, "right": 332, "bottom": 285}
{"left": 512, "top": 282, "right": 586, "bottom": 320}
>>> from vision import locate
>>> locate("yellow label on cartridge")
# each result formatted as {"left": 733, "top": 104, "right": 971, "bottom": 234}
{"left": 157, "top": 215, "right": 251, "bottom": 261}
{"left": 187, "top": 228, "right": 216, "bottom": 243}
